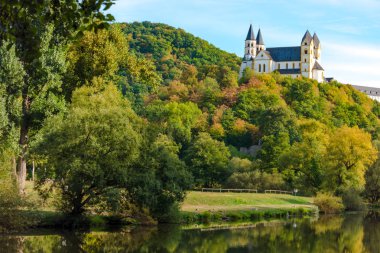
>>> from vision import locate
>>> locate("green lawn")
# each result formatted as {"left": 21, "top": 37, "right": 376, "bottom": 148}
{"left": 181, "top": 191, "right": 315, "bottom": 212}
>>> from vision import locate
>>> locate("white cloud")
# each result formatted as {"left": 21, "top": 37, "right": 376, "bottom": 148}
{"left": 323, "top": 41, "right": 380, "bottom": 87}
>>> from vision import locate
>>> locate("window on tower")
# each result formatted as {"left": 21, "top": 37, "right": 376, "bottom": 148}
{"left": 304, "top": 50, "right": 308, "bottom": 54}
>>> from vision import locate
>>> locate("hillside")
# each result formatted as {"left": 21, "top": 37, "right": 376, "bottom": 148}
{"left": 120, "top": 22, "right": 380, "bottom": 196}
{"left": 121, "top": 21, "right": 241, "bottom": 82}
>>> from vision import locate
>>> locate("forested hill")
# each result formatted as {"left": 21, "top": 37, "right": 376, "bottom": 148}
{"left": 121, "top": 21, "right": 241, "bottom": 81}
{"left": 117, "top": 22, "right": 380, "bottom": 197}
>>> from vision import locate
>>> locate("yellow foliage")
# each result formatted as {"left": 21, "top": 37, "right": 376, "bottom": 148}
{"left": 314, "top": 192, "right": 344, "bottom": 214}
{"left": 326, "top": 126, "right": 377, "bottom": 188}
{"left": 209, "top": 123, "right": 225, "bottom": 138}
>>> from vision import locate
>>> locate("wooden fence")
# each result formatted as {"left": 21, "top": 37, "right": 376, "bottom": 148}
{"left": 201, "top": 188, "right": 257, "bottom": 193}
{"left": 264, "top": 190, "right": 293, "bottom": 195}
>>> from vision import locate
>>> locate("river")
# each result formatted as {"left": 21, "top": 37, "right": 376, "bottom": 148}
{"left": 1, "top": 212, "right": 380, "bottom": 252}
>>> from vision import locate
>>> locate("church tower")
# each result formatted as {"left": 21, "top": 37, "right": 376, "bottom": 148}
{"left": 244, "top": 24, "right": 256, "bottom": 60}
{"left": 301, "top": 30, "right": 314, "bottom": 78}
{"left": 313, "top": 33, "right": 321, "bottom": 61}
{"left": 256, "top": 29, "right": 265, "bottom": 52}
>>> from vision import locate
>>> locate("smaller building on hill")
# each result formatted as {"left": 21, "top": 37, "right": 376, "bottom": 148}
{"left": 239, "top": 25, "right": 324, "bottom": 82}
{"left": 351, "top": 85, "right": 380, "bottom": 102}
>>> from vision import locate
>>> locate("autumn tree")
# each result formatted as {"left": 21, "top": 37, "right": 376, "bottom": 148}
{"left": 325, "top": 126, "right": 377, "bottom": 191}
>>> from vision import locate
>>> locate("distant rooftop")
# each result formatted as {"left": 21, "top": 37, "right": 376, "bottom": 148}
{"left": 352, "top": 85, "right": 380, "bottom": 97}
{"left": 266, "top": 47, "right": 301, "bottom": 62}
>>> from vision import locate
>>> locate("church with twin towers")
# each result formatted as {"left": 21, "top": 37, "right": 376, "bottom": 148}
{"left": 239, "top": 24, "right": 325, "bottom": 82}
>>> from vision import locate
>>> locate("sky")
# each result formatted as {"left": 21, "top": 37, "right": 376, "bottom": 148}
{"left": 110, "top": 0, "right": 380, "bottom": 87}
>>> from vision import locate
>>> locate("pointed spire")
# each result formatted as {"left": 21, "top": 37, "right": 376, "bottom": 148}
{"left": 301, "top": 30, "right": 313, "bottom": 44}
{"left": 256, "top": 29, "right": 264, "bottom": 45}
{"left": 313, "top": 32, "right": 320, "bottom": 47}
{"left": 246, "top": 24, "right": 255, "bottom": 41}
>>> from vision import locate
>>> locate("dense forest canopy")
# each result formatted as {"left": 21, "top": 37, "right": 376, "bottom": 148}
{"left": 1, "top": 19, "right": 380, "bottom": 226}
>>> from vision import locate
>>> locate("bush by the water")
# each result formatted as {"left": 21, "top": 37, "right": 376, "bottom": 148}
{"left": 314, "top": 192, "right": 344, "bottom": 214}
{"left": 342, "top": 188, "right": 366, "bottom": 211}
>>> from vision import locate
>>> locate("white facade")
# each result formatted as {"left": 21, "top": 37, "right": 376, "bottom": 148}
{"left": 352, "top": 85, "right": 380, "bottom": 102}
{"left": 239, "top": 27, "right": 325, "bottom": 82}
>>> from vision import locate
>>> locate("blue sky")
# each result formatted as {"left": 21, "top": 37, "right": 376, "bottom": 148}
{"left": 110, "top": 0, "right": 380, "bottom": 87}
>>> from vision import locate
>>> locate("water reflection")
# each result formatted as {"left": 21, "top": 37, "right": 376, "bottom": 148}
{"left": 2, "top": 212, "right": 380, "bottom": 252}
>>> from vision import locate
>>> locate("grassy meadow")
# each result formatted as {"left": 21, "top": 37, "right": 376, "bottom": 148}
{"left": 181, "top": 191, "right": 315, "bottom": 213}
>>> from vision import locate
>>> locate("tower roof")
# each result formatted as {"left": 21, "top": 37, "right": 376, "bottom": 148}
{"left": 301, "top": 30, "right": 313, "bottom": 44}
{"left": 313, "top": 61, "right": 324, "bottom": 71}
{"left": 313, "top": 33, "right": 320, "bottom": 48}
{"left": 246, "top": 24, "right": 255, "bottom": 41}
{"left": 256, "top": 29, "right": 265, "bottom": 45}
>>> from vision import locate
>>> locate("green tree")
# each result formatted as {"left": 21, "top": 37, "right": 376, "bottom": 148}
{"left": 66, "top": 25, "right": 162, "bottom": 100}
{"left": 364, "top": 141, "right": 380, "bottom": 204}
{"left": 219, "top": 66, "right": 238, "bottom": 88}
{"left": 0, "top": 0, "right": 115, "bottom": 193}
{"left": 34, "top": 85, "right": 141, "bottom": 215}
{"left": 282, "top": 78, "right": 326, "bottom": 120}
{"left": 185, "top": 132, "right": 231, "bottom": 187}
{"left": 239, "top": 67, "right": 254, "bottom": 84}
{"left": 279, "top": 120, "right": 329, "bottom": 194}
{"left": 146, "top": 101, "right": 202, "bottom": 145}
{"left": 128, "top": 134, "right": 192, "bottom": 221}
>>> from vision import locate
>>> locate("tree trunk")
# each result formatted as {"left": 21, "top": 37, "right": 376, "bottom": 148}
{"left": 71, "top": 195, "right": 85, "bottom": 216}
{"left": 32, "top": 160, "right": 35, "bottom": 181}
{"left": 16, "top": 94, "right": 30, "bottom": 195}
{"left": 12, "top": 157, "right": 17, "bottom": 178}
{"left": 16, "top": 145, "right": 27, "bottom": 194}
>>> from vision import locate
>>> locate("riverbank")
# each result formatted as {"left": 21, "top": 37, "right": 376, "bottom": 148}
{"left": 180, "top": 191, "right": 317, "bottom": 223}
{"left": 3, "top": 185, "right": 318, "bottom": 232}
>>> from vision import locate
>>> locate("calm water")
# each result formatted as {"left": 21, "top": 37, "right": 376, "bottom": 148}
{"left": 1, "top": 213, "right": 380, "bottom": 252}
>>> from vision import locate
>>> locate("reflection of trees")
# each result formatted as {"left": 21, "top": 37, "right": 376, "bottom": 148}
{"left": 363, "top": 211, "right": 380, "bottom": 253}
{"left": 313, "top": 215, "right": 344, "bottom": 234}
{"left": 3, "top": 214, "right": 380, "bottom": 252}
{"left": 0, "top": 236, "right": 24, "bottom": 253}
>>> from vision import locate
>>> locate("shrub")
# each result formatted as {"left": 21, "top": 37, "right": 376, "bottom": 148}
{"left": 314, "top": 192, "right": 344, "bottom": 214}
{"left": 342, "top": 188, "right": 366, "bottom": 211}
{"left": 201, "top": 211, "right": 212, "bottom": 223}
{"left": 0, "top": 154, "right": 31, "bottom": 232}
{"left": 225, "top": 170, "right": 285, "bottom": 191}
